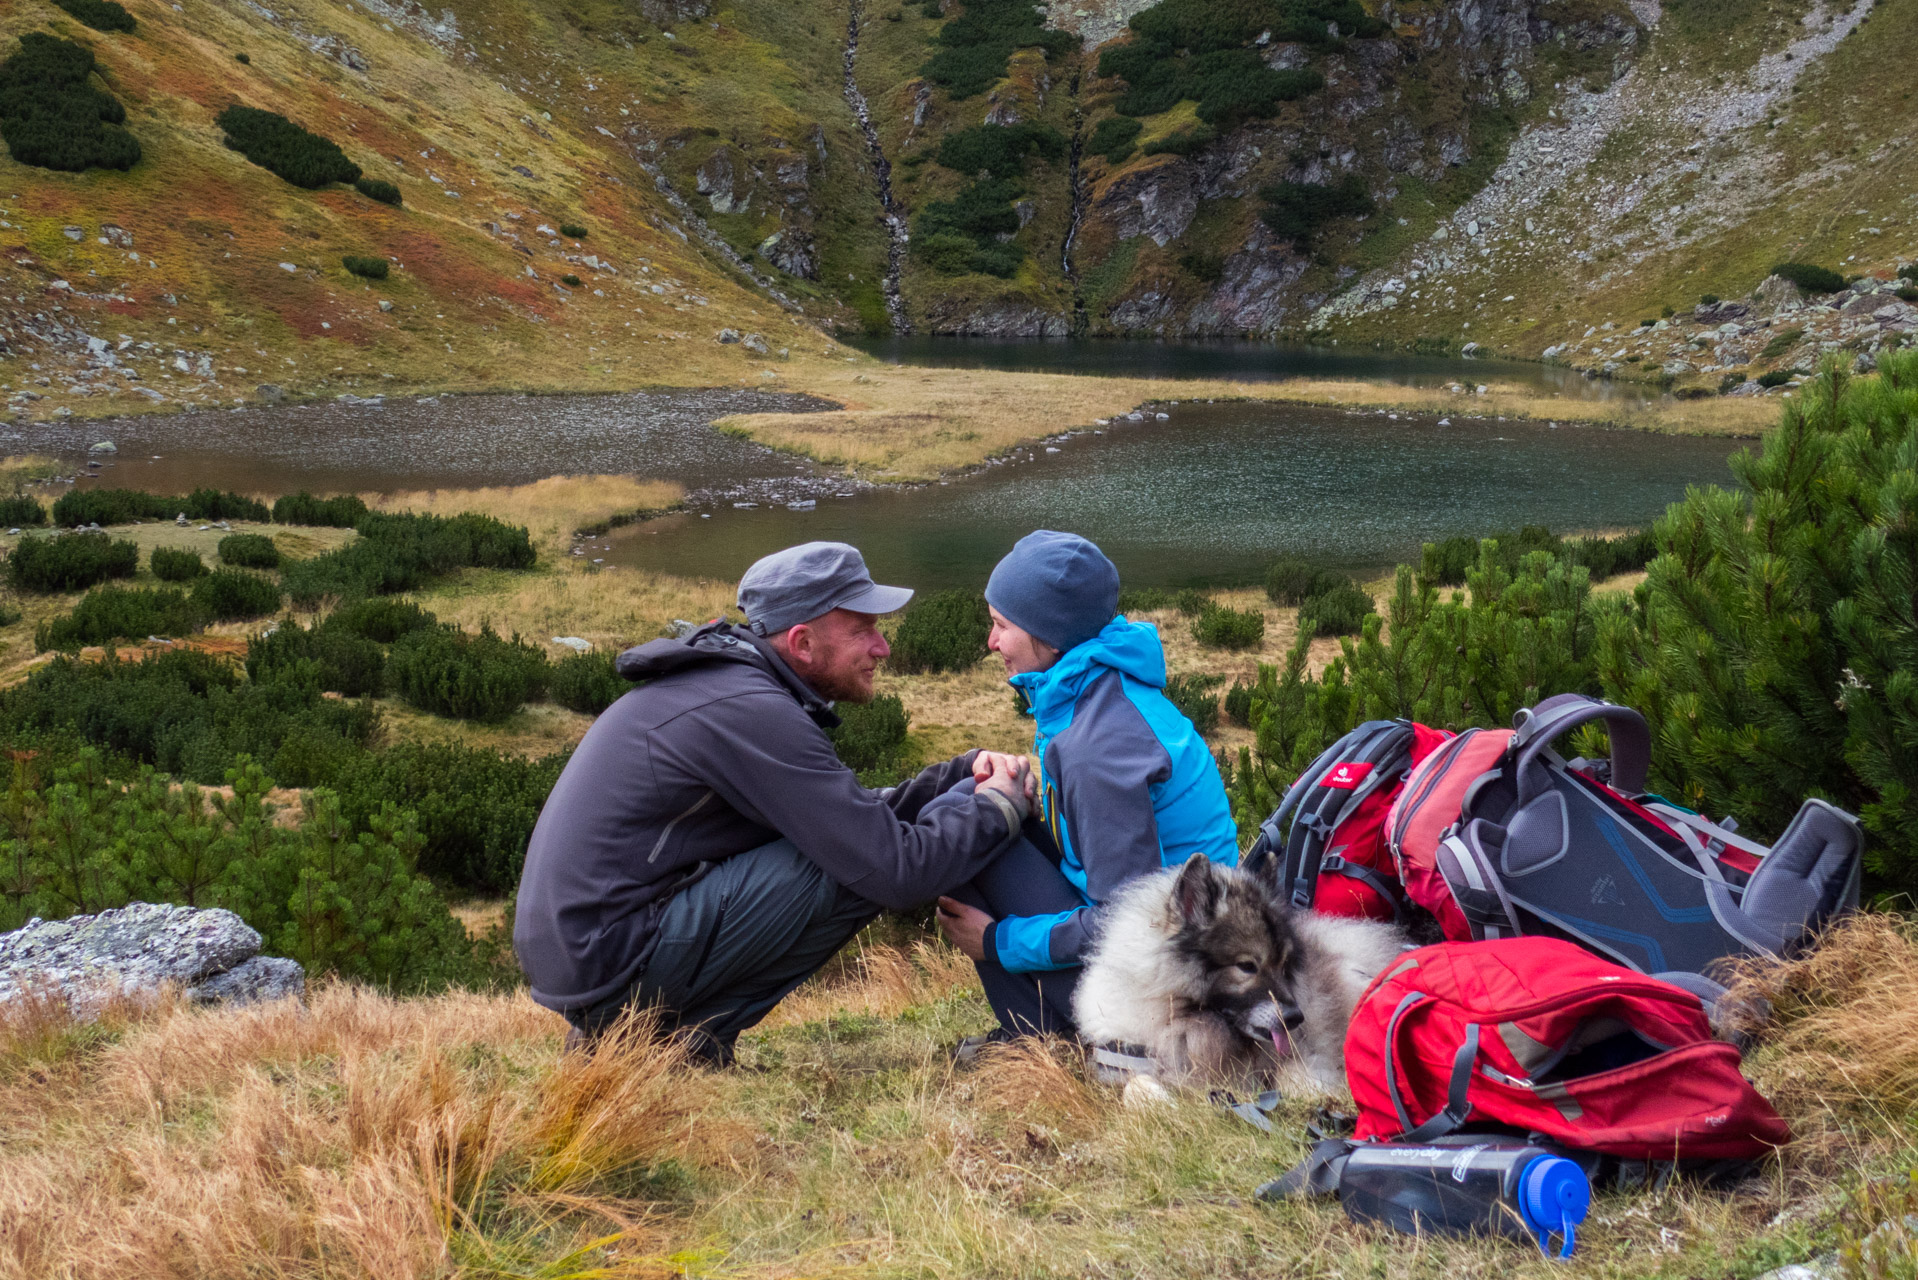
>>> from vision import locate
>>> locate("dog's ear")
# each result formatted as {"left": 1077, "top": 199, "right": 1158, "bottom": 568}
{"left": 1243, "top": 844, "right": 1282, "bottom": 897}
{"left": 1174, "top": 853, "right": 1221, "bottom": 924}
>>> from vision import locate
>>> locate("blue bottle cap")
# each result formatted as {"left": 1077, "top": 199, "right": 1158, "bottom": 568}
{"left": 1518, "top": 1155, "right": 1591, "bottom": 1260}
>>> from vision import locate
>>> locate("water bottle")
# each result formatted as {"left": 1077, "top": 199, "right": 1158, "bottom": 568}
{"left": 1335, "top": 1140, "right": 1591, "bottom": 1259}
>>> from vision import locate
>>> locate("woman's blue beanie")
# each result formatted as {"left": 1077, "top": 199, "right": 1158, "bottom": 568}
{"left": 985, "top": 530, "right": 1120, "bottom": 653}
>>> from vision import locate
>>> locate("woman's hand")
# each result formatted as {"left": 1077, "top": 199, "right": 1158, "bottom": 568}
{"left": 936, "top": 896, "right": 993, "bottom": 962}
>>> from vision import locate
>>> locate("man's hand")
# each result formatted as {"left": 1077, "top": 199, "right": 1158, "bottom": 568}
{"left": 936, "top": 896, "right": 993, "bottom": 961}
{"left": 974, "top": 751, "right": 1032, "bottom": 818}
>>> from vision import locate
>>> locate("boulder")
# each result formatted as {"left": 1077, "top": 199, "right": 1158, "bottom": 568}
{"left": 716, "top": 328, "right": 742, "bottom": 344}
{"left": 0, "top": 903, "right": 302, "bottom": 1018}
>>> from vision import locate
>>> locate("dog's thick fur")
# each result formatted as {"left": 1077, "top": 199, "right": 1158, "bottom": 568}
{"left": 1073, "top": 853, "right": 1407, "bottom": 1087}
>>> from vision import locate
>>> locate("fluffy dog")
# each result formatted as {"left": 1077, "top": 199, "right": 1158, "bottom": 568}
{"left": 1073, "top": 852, "right": 1407, "bottom": 1087}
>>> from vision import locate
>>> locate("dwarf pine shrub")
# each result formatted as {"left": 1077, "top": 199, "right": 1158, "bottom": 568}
{"left": 149, "top": 546, "right": 207, "bottom": 581}
{"left": 1758, "top": 369, "right": 1798, "bottom": 388}
{"left": 1770, "top": 262, "right": 1845, "bottom": 294}
{"left": 549, "top": 649, "right": 628, "bottom": 714}
{"left": 216, "top": 104, "right": 361, "bottom": 188}
{"left": 889, "top": 589, "right": 990, "bottom": 673}
{"left": 0, "top": 33, "right": 140, "bottom": 172}
{"left": 272, "top": 490, "right": 368, "bottom": 527}
{"left": 246, "top": 617, "right": 388, "bottom": 698}
{"left": 1088, "top": 115, "right": 1141, "bottom": 164}
{"left": 325, "top": 596, "right": 437, "bottom": 643}
{"left": 191, "top": 570, "right": 281, "bottom": 622}
{"left": 218, "top": 532, "right": 280, "bottom": 569}
{"left": 830, "top": 693, "right": 918, "bottom": 786}
{"left": 1259, "top": 177, "right": 1376, "bottom": 250}
{"left": 1299, "top": 581, "right": 1373, "bottom": 636}
{"left": 0, "top": 494, "right": 46, "bottom": 526}
{"left": 560, "top": 273, "right": 583, "bottom": 287}
{"left": 913, "top": 178, "right": 1027, "bottom": 277}
{"left": 920, "top": 0, "right": 1070, "bottom": 99}
{"left": 1096, "top": 0, "right": 1362, "bottom": 124}
{"left": 342, "top": 255, "right": 389, "bottom": 280}
{"left": 936, "top": 123, "right": 1065, "bottom": 179}
{"left": 1192, "top": 602, "right": 1265, "bottom": 650}
{"left": 35, "top": 584, "right": 203, "bottom": 649}
{"left": 388, "top": 623, "right": 548, "bottom": 721}
{"left": 52, "top": 0, "right": 136, "bottom": 30}
{"left": 559, "top": 222, "right": 588, "bottom": 238}
{"left": 355, "top": 177, "right": 401, "bottom": 205}
{"left": 52, "top": 486, "right": 267, "bottom": 526}
{"left": 281, "top": 511, "right": 535, "bottom": 607}
{"left": 7, "top": 531, "right": 138, "bottom": 592}
{"left": 1224, "top": 676, "right": 1255, "bottom": 727}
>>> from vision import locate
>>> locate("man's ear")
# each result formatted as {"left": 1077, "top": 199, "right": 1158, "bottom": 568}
{"left": 1174, "top": 852, "right": 1220, "bottom": 924}
{"left": 780, "top": 622, "right": 815, "bottom": 667}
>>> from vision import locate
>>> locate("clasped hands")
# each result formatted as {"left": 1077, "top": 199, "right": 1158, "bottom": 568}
{"left": 935, "top": 750, "right": 1035, "bottom": 961}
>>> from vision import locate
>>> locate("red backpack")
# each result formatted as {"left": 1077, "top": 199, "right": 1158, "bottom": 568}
{"left": 1344, "top": 937, "right": 1791, "bottom": 1160}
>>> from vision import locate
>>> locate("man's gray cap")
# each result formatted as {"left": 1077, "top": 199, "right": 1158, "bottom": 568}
{"left": 738, "top": 541, "right": 914, "bottom": 635}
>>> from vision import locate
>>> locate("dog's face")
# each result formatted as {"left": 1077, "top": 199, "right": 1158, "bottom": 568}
{"left": 1168, "top": 854, "right": 1308, "bottom": 1054}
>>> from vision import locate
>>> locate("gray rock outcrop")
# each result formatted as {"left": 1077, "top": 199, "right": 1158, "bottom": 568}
{"left": 0, "top": 903, "right": 305, "bottom": 1018}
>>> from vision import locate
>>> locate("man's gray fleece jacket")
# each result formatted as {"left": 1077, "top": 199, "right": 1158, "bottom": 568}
{"left": 513, "top": 622, "right": 1020, "bottom": 1013}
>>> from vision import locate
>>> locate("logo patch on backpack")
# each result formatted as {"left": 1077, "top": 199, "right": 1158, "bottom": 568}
{"left": 1321, "top": 761, "right": 1374, "bottom": 790}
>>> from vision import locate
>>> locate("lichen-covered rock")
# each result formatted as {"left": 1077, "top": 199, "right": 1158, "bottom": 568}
{"left": 186, "top": 955, "right": 306, "bottom": 1007}
{"left": 0, "top": 903, "right": 279, "bottom": 1016}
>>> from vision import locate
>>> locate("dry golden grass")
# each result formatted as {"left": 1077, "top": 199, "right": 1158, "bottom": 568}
{"left": 369, "top": 476, "right": 687, "bottom": 557}
{"left": 759, "top": 939, "right": 977, "bottom": 1031}
{"left": 411, "top": 563, "right": 735, "bottom": 655}
{"left": 967, "top": 1038, "right": 1111, "bottom": 1142}
{"left": 726, "top": 368, "right": 1774, "bottom": 481}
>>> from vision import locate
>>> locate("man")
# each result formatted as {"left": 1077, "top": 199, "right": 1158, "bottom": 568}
{"left": 935, "top": 530, "right": 1239, "bottom": 1043}
{"left": 514, "top": 541, "right": 1032, "bottom": 1063}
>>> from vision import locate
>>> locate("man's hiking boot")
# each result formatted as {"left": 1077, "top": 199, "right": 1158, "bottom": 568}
{"left": 950, "top": 1027, "right": 1017, "bottom": 1068}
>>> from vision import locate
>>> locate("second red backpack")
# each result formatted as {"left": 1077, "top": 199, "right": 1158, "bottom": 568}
{"left": 1344, "top": 937, "right": 1791, "bottom": 1161}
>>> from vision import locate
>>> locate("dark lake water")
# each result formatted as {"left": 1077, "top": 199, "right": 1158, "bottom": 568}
{"left": 847, "top": 335, "right": 1651, "bottom": 402}
{"left": 9, "top": 348, "right": 1741, "bottom": 590}
{"left": 608, "top": 401, "right": 1740, "bottom": 588}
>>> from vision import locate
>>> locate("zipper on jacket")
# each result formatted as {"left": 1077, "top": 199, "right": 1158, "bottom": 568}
{"left": 648, "top": 790, "right": 715, "bottom": 863}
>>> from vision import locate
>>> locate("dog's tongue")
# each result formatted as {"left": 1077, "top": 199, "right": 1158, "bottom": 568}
{"left": 1270, "top": 1028, "right": 1293, "bottom": 1060}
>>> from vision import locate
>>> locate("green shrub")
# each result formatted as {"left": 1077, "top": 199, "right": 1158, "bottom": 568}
{"left": 7, "top": 532, "right": 138, "bottom": 593}
{"left": 1699, "top": 293, "right": 1719, "bottom": 306}
{"left": 191, "top": 570, "right": 281, "bottom": 622}
{"left": 342, "top": 254, "right": 389, "bottom": 280}
{"left": 149, "top": 546, "right": 207, "bottom": 582}
{"left": 1719, "top": 371, "right": 1748, "bottom": 394}
{"left": 1192, "top": 602, "right": 1265, "bottom": 649}
{"left": 920, "top": 0, "right": 1071, "bottom": 99}
{"left": 0, "top": 494, "right": 46, "bottom": 526}
{"left": 889, "top": 588, "right": 990, "bottom": 673}
{"left": 35, "top": 585, "right": 203, "bottom": 649}
{"left": 281, "top": 511, "right": 535, "bottom": 607}
{"left": 1760, "top": 327, "right": 1805, "bottom": 360}
{"left": 1096, "top": 0, "right": 1358, "bottom": 123}
{"left": 559, "top": 222, "right": 588, "bottom": 238}
{"left": 355, "top": 177, "right": 401, "bottom": 205}
{"left": 1164, "top": 672, "right": 1223, "bottom": 735}
{"left": 829, "top": 693, "right": 918, "bottom": 786}
{"left": 560, "top": 273, "right": 583, "bottom": 287}
{"left": 325, "top": 596, "right": 437, "bottom": 643}
{"left": 52, "top": 487, "right": 268, "bottom": 526}
{"left": 0, "top": 33, "right": 140, "bottom": 173}
{"left": 388, "top": 623, "right": 548, "bottom": 721}
{"left": 1180, "top": 248, "right": 1226, "bottom": 282}
{"left": 218, "top": 532, "right": 280, "bottom": 569}
{"left": 272, "top": 491, "right": 368, "bottom": 527}
{"left": 1264, "top": 556, "right": 1318, "bottom": 604}
{"left": 1769, "top": 262, "right": 1845, "bottom": 294}
{"left": 1172, "top": 588, "right": 1210, "bottom": 616}
{"left": 913, "top": 178, "right": 1028, "bottom": 277}
{"left": 1299, "top": 581, "right": 1373, "bottom": 636}
{"left": 327, "top": 742, "right": 566, "bottom": 892}
{"left": 935, "top": 122, "right": 1064, "bottom": 179}
{"left": 246, "top": 617, "right": 386, "bottom": 698}
{"left": 1421, "top": 536, "right": 1480, "bottom": 586}
{"left": 215, "top": 104, "right": 361, "bottom": 188}
{"left": 0, "top": 646, "right": 378, "bottom": 786}
{"left": 1224, "top": 676, "right": 1255, "bottom": 727}
{"left": 1142, "top": 126, "right": 1217, "bottom": 157}
{"left": 1118, "top": 586, "right": 1173, "bottom": 613}
{"left": 235, "top": 51, "right": 250, "bottom": 64}
{"left": 51, "top": 0, "right": 136, "bottom": 31}
{"left": 0, "top": 597, "right": 19, "bottom": 628}
{"left": 548, "top": 649, "right": 628, "bottom": 714}
{"left": 1088, "top": 115, "right": 1141, "bottom": 164}
{"left": 1259, "top": 177, "right": 1375, "bottom": 250}
{"left": 0, "top": 749, "right": 486, "bottom": 989}
{"left": 1758, "top": 369, "right": 1798, "bottom": 389}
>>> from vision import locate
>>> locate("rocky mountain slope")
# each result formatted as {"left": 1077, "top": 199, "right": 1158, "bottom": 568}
{"left": 3, "top": 0, "right": 1914, "bottom": 423}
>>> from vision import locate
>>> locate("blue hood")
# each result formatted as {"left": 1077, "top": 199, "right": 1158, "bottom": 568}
{"left": 1011, "top": 614, "right": 1166, "bottom": 731}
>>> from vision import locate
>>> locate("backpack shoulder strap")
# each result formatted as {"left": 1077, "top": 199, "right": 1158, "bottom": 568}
{"left": 1511, "top": 696, "right": 1651, "bottom": 805}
